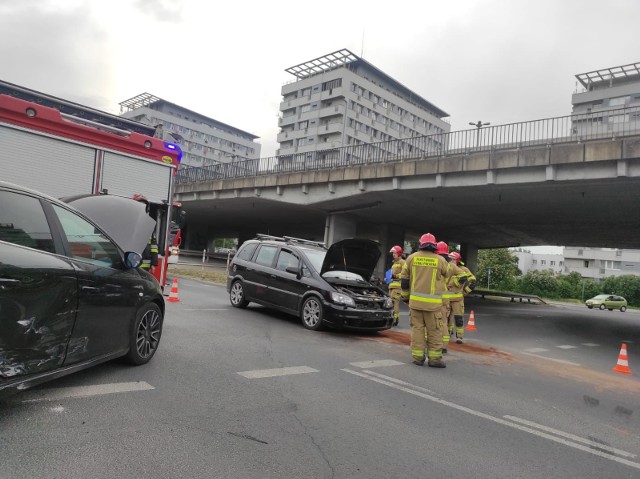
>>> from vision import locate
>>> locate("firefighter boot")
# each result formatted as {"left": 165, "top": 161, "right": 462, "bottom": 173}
{"left": 428, "top": 361, "right": 447, "bottom": 368}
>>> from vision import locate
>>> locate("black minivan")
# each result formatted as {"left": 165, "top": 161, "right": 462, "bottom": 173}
{"left": 226, "top": 235, "right": 393, "bottom": 331}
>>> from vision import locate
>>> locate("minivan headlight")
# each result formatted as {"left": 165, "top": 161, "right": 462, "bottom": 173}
{"left": 330, "top": 292, "right": 356, "bottom": 307}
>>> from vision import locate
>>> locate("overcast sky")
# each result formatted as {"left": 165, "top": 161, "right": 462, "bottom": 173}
{"left": 2, "top": 0, "right": 639, "bottom": 161}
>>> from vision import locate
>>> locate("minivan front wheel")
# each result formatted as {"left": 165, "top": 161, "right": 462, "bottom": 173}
{"left": 230, "top": 280, "right": 249, "bottom": 308}
{"left": 621, "top": 306, "right": 627, "bottom": 312}
{"left": 301, "top": 297, "right": 324, "bottom": 331}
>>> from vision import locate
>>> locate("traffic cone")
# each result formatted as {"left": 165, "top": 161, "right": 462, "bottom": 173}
{"left": 612, "top": 343, "right": 632, "bottom": 375}
{"left": 167, "top": 277, "right": 181, "bottom": 303}
{"left": 465, "top": 310, "right": 477, "bottom": 331}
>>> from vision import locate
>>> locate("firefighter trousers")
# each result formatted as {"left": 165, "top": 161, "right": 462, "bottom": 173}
{"left": 449, "top": 300, "right": 465, "bottom": 339}
{"left": 410, "top": 308, "right": 445, "bottom": 364}
{"left": 389, "top": 288, "right": 402, "bottom": 324}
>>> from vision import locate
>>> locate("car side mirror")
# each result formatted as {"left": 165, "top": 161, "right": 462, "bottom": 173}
{"left": 124, "top": 251, "right": 142, "bottom": 269}
{"left": 285, "top": 266, "right": 300, "bottom": 277}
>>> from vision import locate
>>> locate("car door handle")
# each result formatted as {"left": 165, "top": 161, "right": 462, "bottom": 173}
{"left": 81, "top": 286, "right": 100, "bottom": 292}
{"left": 0, "top": 278, "right": 21, "bottom": 290}
{"left": 270, "top": 274, "right": 277, "bottom": 279}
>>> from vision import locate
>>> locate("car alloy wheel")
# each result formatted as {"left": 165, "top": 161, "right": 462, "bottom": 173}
{"left": 126, "top": 303, "right": 163, "bottom": 365}
{"left": 230, "top": 280, "right": 249, "bottom": 308}
{"left": 599, "top": 304, "right": 606, "bottom": 310}
{"left": 301, "top": 296, "right": 323, "bottom": 330}
{"left": 621, "top": 306, "right": 627, "bottom": 312}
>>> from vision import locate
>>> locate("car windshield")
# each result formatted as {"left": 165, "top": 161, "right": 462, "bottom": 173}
{"left": 592, "top": 295, "right": 610, "bottom": 300}
{"left": 300, "top": 247, "right": 327, "bottom": 272}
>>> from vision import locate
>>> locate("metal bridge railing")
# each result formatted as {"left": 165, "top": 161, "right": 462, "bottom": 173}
{"left": 176, "top": 106, "right": 640, "bottom": 185}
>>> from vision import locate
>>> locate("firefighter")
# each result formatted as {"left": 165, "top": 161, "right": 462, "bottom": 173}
{"left": 436, "top": 241, "right": 453, "bottom": 352}
{"left": 388, "top": 245, "right": 406, "bottom": 327}
{"left": 133, "top": 194, "right": 159, "bottom": 272}
{"left": 449, "top": 251, "right": 477, "bottom": 343}
{"left": 400, "top": 233, "right": 450, "bottom": 368}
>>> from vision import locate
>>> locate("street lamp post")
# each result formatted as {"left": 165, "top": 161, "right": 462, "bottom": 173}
{"left": 487, "top": 267, "right": 492, "bottom": 290}
{"left": 469, "top": 120, "right": 490, "bottom": 148}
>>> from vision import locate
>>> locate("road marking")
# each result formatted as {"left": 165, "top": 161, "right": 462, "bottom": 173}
{"left": 350, "top": 360, "right": 404, "bottom": 369}
{"left": 21, "top": 381, "right": 154, "bottom": 403}
{"left": 504, "top": 416, "right": 636, "bottom": 458}
{"left": 237, "top": 366, "right": 318, "bottom": 379}
{"left": 184, "top": 308, "right": 229, "bottom": 311}
{"left": 519, "top": 352, "right": 581, "bottom": 366}
{"left": 362, "top": 369, "right": 435, "bottom": 394}
{"left": 341, "top": 368, "right": 640, "bottom": 471}
{"left": 557, "top": 345, "right": 577, "bottom": 349}
{"left": 523, "top": 347, "right": 549, "bottom": 353}
{"left": 582, "top": 343, "right": 600, "bottom": 347}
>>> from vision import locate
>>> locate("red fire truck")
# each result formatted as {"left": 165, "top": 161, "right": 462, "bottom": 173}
{"left": 0, "top": 81, "right": 183, "bottom": 290}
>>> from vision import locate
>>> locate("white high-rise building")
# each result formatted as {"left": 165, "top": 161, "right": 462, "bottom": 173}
{"left": 277, "top": 49, "right": 450, "bottom": 163}
{"left": 120, "top": 93, "right": 261, "bottom": 168}
{"left": 571, "top": 62, "right": 640, "bottom": 137}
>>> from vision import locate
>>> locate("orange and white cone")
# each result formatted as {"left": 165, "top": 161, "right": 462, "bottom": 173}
{"left": 167, "top": 277, "right": 181, "bottom": 303}
{"left": 465, "top": 310, "right": 477, "bottom": 331}
{"left": 612, "top": 343, "right": 632, "bottom": 375}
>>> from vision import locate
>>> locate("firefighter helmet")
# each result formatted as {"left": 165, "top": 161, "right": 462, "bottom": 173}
{"left": 389, "top": 245, "right": 403, "bottom": 256}
{"left": 436, "top": 241, "right": 449, "bottom": 255}
{"left": 449, "top": 251, "right": 462, "bottom": 264}
{"left": 418, "top": 233, "right": 437, "bottom": 250}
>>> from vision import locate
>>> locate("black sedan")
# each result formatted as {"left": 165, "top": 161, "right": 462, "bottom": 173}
{"left": 0, "top": 181, "right": 165, "bottom": 398}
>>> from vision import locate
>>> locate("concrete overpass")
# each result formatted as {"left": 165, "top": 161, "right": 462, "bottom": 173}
{"left": 174, "top": 109, "right": 640, "bottom": 271}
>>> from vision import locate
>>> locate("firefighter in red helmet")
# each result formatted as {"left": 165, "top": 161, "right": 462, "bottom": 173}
{"left": 436, "top": 242, "right": 470, "bottom": 351}
{"left": 400, "top": 233, "right": 450, "bottom": 367}
{"left": 388, "top": 245, "right": 405, "bottom": 327}
{"left": 448, "top": 251, "right": 477, "bottom": 343}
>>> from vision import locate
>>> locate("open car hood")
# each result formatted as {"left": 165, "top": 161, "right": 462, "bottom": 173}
{"left": 62, "top": 195, "right": 156, "bottom": 255}
{"left": 320, "top": 238, "right": 381, "bottom": 280}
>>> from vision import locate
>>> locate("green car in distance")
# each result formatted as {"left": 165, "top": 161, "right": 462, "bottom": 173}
{"left": 585, "top": 294, "right": 628, "bottom": 312}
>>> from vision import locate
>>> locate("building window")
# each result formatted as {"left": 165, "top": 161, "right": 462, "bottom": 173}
{"left": 541, "top": 260, "right": 546, "bottom": 265}
{"left": 550, "top": 261, "right": 555, "bottom": 266}
{"left": 532, "top": 259, "right": 537, "bottom": 265}
{"left": 583, "top": 260, "right": 589, "bottom": 268}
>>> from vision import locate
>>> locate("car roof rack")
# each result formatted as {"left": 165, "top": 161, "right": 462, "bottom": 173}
{"left": 255, "top": 233, "right": 326, "bottom": 248}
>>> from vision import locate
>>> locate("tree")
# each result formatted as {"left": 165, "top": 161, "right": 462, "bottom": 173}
{"left": 476, "top": 248, "right": 521, "bottom": 291}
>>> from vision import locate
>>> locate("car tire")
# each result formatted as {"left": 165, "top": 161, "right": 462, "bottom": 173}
{"left": 230, "top": 280, "right": 249, "bottom": 308}
{"left": 301, "top": 296, "right": 324, "bottom": 331}
{"left": 599, "top": 304, "right": 606, "bottom": 310}
{"left": 126, "top": 302, "right": 163, "bottom": 365}
{"left": 621, "top": 306, "right": 627, "bottom": 312}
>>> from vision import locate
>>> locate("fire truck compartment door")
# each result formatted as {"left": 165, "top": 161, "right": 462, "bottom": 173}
{"left": 101, "top": 152, "right": 172, "bottom": 204}
{"left": 0, "top": 125, "right": 96, "bottom": 198}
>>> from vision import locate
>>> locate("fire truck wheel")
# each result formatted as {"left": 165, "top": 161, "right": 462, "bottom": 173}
{"left": 126, "top": 302, "right": 163, "bottom": 365}
{"left": 230, "top": 280, "right": 249, "bottom": 308}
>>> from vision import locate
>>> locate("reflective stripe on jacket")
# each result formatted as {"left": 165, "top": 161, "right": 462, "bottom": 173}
{"left": 400, "top": 251, "right": 449, "bottom": 311}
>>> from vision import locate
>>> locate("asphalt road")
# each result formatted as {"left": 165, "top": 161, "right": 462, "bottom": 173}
{"left": 1, "top": 278, "right": 639, "bottom": 478}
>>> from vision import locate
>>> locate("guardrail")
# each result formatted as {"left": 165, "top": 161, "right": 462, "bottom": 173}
{"left": 470, "top": 289, "right": 546, "bottom": 304}
{"left": 177, "top": 106, "right": 640, "bottom": 185}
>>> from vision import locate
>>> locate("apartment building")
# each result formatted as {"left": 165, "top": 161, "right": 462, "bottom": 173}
{"left": 513, "top": 251, "right": 564, "bottom": 275}
{"left": 119, "top": 93, "right": 261, "bottom": 168}
{"left": 514, "top": 247, "right": 640, "bottom": 280}
{"left": 277, "top": 49, "right": 450, "bottom": 162}
{"left": 563, "top": 247, "right": 640, "bottom": 280}
{"left": 571, "top": 61, "right": 640, "bottom": 137}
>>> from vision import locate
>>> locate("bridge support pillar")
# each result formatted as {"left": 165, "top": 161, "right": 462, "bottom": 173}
{"left": 460, "top": 243, "right": 478, "bottom": 274}
{"left": 324, "top": 213, "right": 357, "bottom": 246}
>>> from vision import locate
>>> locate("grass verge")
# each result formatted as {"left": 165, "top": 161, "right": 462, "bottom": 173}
{"left": 170, "top": 267, "right": 228, "bottom": 285}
